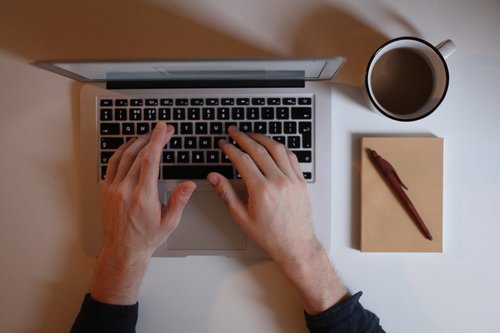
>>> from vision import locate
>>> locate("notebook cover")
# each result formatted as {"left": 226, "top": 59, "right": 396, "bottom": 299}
{"left": 360, "top": 137, "right": 443, "bottom": 252}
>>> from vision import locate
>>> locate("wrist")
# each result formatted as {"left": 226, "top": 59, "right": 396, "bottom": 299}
{"left": 274, "top": 240, "right": 349, "bottom": 315}
{"left": 90, "top": 248, "right": 150, "bottom": 305}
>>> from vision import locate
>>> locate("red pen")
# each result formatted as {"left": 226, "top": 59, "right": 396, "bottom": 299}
{"left": 368, "top": 149, "right": 433, "bottom": 241}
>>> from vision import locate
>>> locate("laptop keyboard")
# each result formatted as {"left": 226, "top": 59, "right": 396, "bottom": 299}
{"left": 98, "top": 95, "right": 314, "bottom": 182}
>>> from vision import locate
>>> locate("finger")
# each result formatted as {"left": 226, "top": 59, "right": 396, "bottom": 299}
{"left": 104, "top": 138, "right": 137, "bottom": 185}
{"left": 218, "top": 139, "right": 265, "bottom": 187}
{"left": 207, "top": 172, "right": 248, "bottom": 224}
{"left": 137, "top": 122, "right": 174, "bottom": 190}
{"left": 113, "top": 132, "right": 152, "bottom": 183}
{"left": 160, "top": 181, "right": 197, "bottom": 237}
{"left": 286, "top": 148, "right": 306, "bottom": 180}
{"left": 227, "top": 126, "right": 283, "bottom": 178}
{"left": 248, "top": 132, "right": 296, "bottom": 177}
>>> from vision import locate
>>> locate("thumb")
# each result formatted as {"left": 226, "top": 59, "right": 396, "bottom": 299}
{"left": 161, "top": 181, "right": 196, "bottom": 236}
{"left": 207, "top": 172, "right": 248, "bottom": 224}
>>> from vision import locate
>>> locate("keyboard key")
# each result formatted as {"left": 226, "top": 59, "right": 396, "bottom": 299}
{"left": 188, "top": 108, "right": 201, "bottom": 120}
{"left": 160, "top": 98, "right": 173, "bottom": 106}
{"left": 100, "top": 99, "right": 113, "bottom": 106}
{"left": 101, "top": 151, "right": 114, "bottom": 164}
{"left": 252, "top": 98, "right": 265, "bottom": 105}
{"left": 191, "top": 151, "right": 204, "bottom": 163}
{"left": 221, "top": 98, "right": 235, "bottom": 105}
{"left": 184, "top": 137, "right": 197, "bottom": 149}
{"left": 267, "top": 98, "right": 280, "bottom": 105}
{"left": 292, "top": 150, "right": 312, "bottom": 163}
{"left": 173, "top": 108, "right": 186, "bottom": 120}
{"left": 283, "top": 97, "right": 296, "bottom": 105}
{"left": 100, "top": 123, "right": 120, "bottom": 135}
{"left": 240, "top": 122, "right": 252, "bottom": 132}
{"left": 177, "top": 151, "right": 190, "bottom": 163}
{"left": 276, "top": 107, "right": 289, "bottom": 119}
{"left": 303, "top": 172, "right": 312, "bottom": 180}
{"left": 210, "top": 122, "right": 223, "bottom": 134}
{"left": 191, "top": 98, "right": 204, "bottom": 106}
{"left": 115, "top": 108, "right": 127, "bottom": 120}
{"left": 269, "top": 121, "right": 282, "bottom": 134}
{"left": 284, "top": 121, "right": 297, "bottom": 134}
{"left": 298, "top": 97, "right": 312, "bottom": 105}
{"left": 101, "top": 166, "right": 107, "bottom": 180}
{"left": 254, "top": 122, "right": 267, "bottom": 133}
{"left": 261, "top": 107, "right": 274, "bottom": 119}
{"left": 217, "top": 107, "right": 230, "bottom": 120}
{"left": 291, "top": 107, "right": 312, "bottom": 119}
{"left": 129, "top": 108, "right": 142, "bottom": 120}
{"left": 224, "top": 122, "right": 237, "bottom": 134}
{"left": 236, "top": 98, "right": 250, "bottom": 105}
{"left": 231, "top": 107, "right": 244, "bottom": 120}
{"left": 180, "top": 123, "right": 193, "bottom": 134}
{"left": 137, "top": 123, "right": 149, "bottom": 135}
{"left": 272, "top": 136, "right": 286, "bottom": 144}
{"left": 101, "top": 137, "right": 124, "bottom": 149}
{"left": 163, "top": 151, "right": 175, "bottom": 163}
{"left": 131, "top": 99, "right": 143, "bottom": 106}
{"left": 159, "top": 108, "right": 171, "bottom": 120}
{"left": 162, "top": 165, "right": 234, "bottom": 179}
{"left": 100, "top": 108, "right": 113, "bottom": 121}
{"left": 207, "top": 151, "right": 220, "bottom": 163}
{"left": 122, "top": 123, "right": 135, "bottom": 135}
{"left": 116, "top": 99, "right": 128, "bottom": 106}
{"left": 202, "top": 107, "right": 216, "bottom": 120}
{"left": 169, "top": 137, "right": 182, "bottom": 149}
{"left": 287, "top": 136, "right": 301, "bottom": 149}
{"left": 246, "top": 107, "right": 259, "bottom": 120}
{"left": 144, "top": 108, "right": 157, "bottom": 120}
{"left": 199, "top": 137, "right": 212, "bottom": 148}
{"left": 206, "top": 98, "right": 219, "bottom": 106}
{"left": 175, "top": 98, "right": 189, "bottom": 106}
{"left": 299, "top": 122, "right": 312, "bottom": 148}
{"left": 146, "top": 98, "right": 158, "bottom": 106}
{"left": 195, "top": 122, "right": 208, "bottom": 135}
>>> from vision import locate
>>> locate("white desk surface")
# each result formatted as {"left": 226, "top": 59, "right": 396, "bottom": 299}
{"left": 1, "top": 0, "right": 499, "bottom": 332}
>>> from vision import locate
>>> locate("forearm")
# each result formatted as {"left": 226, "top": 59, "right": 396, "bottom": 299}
{"left": 275, "top": 240, "right": 349, "bottom": 315}
{"left": 90, "top": 248, "right": 150, "bottom": 305}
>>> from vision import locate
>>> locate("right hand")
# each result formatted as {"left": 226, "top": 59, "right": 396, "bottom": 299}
{"left": 207, "top": 126, "right": 322, "bottom": 265}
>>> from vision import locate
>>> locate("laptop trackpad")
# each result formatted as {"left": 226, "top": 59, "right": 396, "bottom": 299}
{"left": 166, "top": 191, "right": 247, "bottom": 250}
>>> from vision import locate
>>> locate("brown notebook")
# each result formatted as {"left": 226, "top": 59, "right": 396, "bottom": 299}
{"left": 360, "top": 137, "right": 443, "bottom": 252}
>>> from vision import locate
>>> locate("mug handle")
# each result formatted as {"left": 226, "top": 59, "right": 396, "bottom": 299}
{"left": 436, "top": 39, "right": 456, "bottom": 59}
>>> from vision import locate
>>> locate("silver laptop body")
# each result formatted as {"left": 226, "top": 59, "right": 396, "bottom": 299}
{"left": 33, "top": 59, "right": 344, "bottom": 257}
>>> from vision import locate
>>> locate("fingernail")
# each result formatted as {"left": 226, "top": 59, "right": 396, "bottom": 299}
{"left": 182, "top": 187, "right": 195, "bottom": 196}
{"left": 166, "top": 124, "right": 174, "bottom": 133}
{"left": 207, "top": 173, "right": 220, "bottom": 186}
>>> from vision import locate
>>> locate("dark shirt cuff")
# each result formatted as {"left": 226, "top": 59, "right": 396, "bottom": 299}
{"left": 304, "top": 292, "right": 384, "bottom": 333}
{"left": 71, "top": 293, "right": 138, "bottom": 333}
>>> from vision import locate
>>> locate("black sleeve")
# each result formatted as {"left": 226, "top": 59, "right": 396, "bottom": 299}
{"left": 304, "top": 292, "right": 385, "bottom": 333}
{"left": 71, "top": 293, "right": 138, "bottom": 333}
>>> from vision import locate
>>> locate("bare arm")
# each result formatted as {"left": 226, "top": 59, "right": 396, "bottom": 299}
{"left": 207, "top": 126, "right": 348, "bottom": 314}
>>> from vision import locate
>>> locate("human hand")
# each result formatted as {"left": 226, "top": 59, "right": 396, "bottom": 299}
{"left": 207, "top": 126, "right": 348, "bottom": 314}
{"left": 207, "top": 126, "right": 320, "bottom": 266}
{"left": 91, "top": 122, "right": 196, "bottom": 304}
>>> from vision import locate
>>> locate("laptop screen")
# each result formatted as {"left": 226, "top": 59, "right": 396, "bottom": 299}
{"left": 33, "top": 58, "right": 344, "bottom": 82}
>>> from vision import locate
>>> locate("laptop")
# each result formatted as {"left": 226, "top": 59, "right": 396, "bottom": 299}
{"left": 33, "top": 58, "right": 344, "bottom": 257}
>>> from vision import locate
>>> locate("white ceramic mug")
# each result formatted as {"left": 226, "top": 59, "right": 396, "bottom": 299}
{"left": 364, "top": 37, "right": 456, "bottom": 121}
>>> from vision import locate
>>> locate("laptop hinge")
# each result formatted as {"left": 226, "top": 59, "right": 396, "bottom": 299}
{"left": 106, "top": 79, "right": 305, "bottom": 90}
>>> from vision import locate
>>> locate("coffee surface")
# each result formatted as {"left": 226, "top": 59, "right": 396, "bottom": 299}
{"left": 371, "top": 48, "right": 434, "bottom": 114}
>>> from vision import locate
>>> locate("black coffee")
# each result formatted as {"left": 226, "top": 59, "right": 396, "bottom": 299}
{"left": 371, "top": 48, "right": 434, "bottom": 114}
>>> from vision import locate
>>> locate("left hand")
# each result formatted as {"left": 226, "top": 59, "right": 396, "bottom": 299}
{"left": 91, "top": 122, "right": 196, "bottom": 305}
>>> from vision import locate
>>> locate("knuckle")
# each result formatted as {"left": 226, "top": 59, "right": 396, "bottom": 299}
{"left": 253, "top": 144, "right": 269, "bottom": 157}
